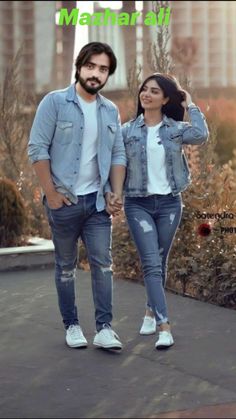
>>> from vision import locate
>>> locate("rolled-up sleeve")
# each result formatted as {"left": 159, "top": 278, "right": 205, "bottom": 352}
{"left": 111, "top": 110, "right": 127, "bottom": 167}
{"left": 121, "top": 121, "right": 129, "bottom": 141}
{"left": 28, "top": 93, "right": 57, "bottom": 163}
{"left": 182, "top": 106, "right": 209, "bottom": 145}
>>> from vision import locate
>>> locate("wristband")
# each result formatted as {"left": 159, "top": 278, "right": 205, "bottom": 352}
{"left": 186, "top": 102, "right": 195, "bottom": 110}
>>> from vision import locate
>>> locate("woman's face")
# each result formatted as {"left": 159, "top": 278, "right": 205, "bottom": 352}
{"left": 139, "top": 79, "right": 169, "bottom": 111}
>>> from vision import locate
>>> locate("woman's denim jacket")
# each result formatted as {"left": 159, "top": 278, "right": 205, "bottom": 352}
{"left": 122, "top": 105, "right": 209, "bottom": 196}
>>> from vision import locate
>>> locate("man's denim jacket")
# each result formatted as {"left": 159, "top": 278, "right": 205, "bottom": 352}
{"left": 28, "top": 84, "right": 127, "bottom": 211}
{"left": 122, "top": 105, "right": 209, "bottom": 196}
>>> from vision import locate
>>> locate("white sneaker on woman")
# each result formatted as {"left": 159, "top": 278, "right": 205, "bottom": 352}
{"left": 155, "top": 331, "right": 174, "bottom": 349}
{"left": 139, "top": 315, "right": 157, "bottom": 335}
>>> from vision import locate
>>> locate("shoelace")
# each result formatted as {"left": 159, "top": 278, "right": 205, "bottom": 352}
{"left": 144, "top": 317, "right": 155, "bottom": 323}
{"left": 104, "top": 328, "right": 120, "bottom": 341}
{"left": 68, "top": 325, "right": 82, "bottom": 337}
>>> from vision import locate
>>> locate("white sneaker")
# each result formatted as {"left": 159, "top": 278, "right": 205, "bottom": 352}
{"left": 66, "top": 325, "right": 88, "bottom": 348}
{"left": 155, "top": 331, "right": 174, "bottom": 349}
{"left": 140, "top": 316, "right": 157, "bottom": 335}
{"left": 93, "top": 328, "right": 122, "bottom": 350}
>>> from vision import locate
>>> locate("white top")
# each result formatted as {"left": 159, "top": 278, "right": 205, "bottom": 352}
{"left": 146, "top": 121, "right": 172, "bottom": 195}
{"left": 74, "top": 94, "right": 100, "bottom": 195}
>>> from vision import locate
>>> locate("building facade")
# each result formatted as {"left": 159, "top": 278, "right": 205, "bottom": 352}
{"left": 0, "top": 0, "right": 76, "bottom": 93}
{"left": 87, "top": 0, "right": 236, "bottom": 91}
{"left": 170, "top": 0, "right": 236, "bottom": 87}
{"left": 0, "top": 1, "right": 236, "bottom": 93}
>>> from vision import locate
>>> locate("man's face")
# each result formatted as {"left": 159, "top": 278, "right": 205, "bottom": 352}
{"left": 77, "top": 53, "right": 110, "bottom": 95}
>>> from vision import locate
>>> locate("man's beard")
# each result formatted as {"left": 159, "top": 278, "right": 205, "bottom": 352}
{"left": 77, "top": 73, "right": 106, "bottom": 95}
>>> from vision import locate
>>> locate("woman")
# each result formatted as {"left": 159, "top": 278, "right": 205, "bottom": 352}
{"left": 121, "top": 73, "right": 208, "bottom": 349}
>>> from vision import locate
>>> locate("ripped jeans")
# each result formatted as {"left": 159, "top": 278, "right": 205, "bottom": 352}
{"left": 124, "top": 193, "right": 182, "bottom": 325}
{"left": 45, "top": 192, "right": 113, "bottom": 331}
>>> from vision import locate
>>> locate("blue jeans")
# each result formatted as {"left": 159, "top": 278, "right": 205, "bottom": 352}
{"left": 124, "top": 193, "right": 182, "bottom": 325}
{"left": 45, "top": 192, "right": 113, "bottom": 332}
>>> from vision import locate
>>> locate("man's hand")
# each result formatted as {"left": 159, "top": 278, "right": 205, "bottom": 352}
{"left": 46, "top": 190, "right": 72, "bottom": 209}
{"left": 105, "top": 192, "right": 123, "bottom": 216}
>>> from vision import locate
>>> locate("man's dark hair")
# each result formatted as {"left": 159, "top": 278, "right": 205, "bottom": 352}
{"left": 74, "top": 42, "right": 117, "bottom": 82}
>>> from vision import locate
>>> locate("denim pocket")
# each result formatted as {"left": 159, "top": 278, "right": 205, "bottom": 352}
{"left": 125, "top": 137, "right": 141, "bottom": 157}
{"left": 171, "top": 134, "right": 182, "bottom": 143}
{"left": 54, "top": 121, "right": 73, "bottom": 145}
{"left": 43, "top": 196, "right": 65, "bottom": 211}
{"left": 169, "top": 140, "right": 182, "bottom": 152}
{"left": 50, "top": 204, "right": 65, "bottom": 211}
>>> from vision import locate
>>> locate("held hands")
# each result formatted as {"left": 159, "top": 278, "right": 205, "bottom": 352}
{"left": 105, "top": 192, "right": 123, "bottom": 216}
{"left": 46, "top": 190, "right": 72, "bottom": 209}
{"left": 180, "top": 89, "right": 192, "bottom": 109}
{"left": 46, "top": 190, "right": 123, "bottom": 213}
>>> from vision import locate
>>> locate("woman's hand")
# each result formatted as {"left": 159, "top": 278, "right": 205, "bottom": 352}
{"left": 105, "top": 192, "right": 123, "bottom": 216}
{"left": 181, "top": 90, "right": 192, "bottom": 109}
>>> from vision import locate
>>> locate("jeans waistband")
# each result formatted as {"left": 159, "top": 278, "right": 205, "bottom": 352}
{"left": 148, "top": 193, "right": 173, "bottom": 198}
{"left": 77, "top": 191, "right": 98, "bottom": 198}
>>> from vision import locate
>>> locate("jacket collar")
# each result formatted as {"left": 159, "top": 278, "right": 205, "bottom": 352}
{"left": 66, "top": 83, "right": 107, "bottom": 108}
{"left": 162, "top": 114, "right": 172, "bottom": 127}
{"left": 135, "top": 113, "right": 172, "bottom": 128}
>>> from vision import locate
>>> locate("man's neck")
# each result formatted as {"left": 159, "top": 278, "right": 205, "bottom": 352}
{"left": 75, "top": 82, "right": 97, "bottom": 103}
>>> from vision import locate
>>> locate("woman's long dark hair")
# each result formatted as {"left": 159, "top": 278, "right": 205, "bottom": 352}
{"left": 136, "top": 73, "right": 186, "bottom": 121}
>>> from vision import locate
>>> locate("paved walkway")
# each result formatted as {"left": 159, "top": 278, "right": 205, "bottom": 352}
{"left": 0, "top": 268, "right": 236, "bottom": 418}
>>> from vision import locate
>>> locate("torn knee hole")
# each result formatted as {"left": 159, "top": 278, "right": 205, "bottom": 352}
{"left": 61, "top": 269, "right": 76, "bottom": 282}
{"left": 100, "top": 266, "right": 112, "bottom": 273}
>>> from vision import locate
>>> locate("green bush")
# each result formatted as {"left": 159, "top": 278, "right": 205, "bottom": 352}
{"left": 110, "top": 147, "right": 236, "bottom": 310}
{"left": 0, "top": 177, "right": 27, "bottom": 247}
{"left": 0, "top": 51, "right": 51, "bottom": 241}
{"left": 215, "top": 121, "right": 236, "bottom": 165}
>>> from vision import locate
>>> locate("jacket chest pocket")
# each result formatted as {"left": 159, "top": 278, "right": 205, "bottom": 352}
{"left": 125, "top": 137, "right": 142, "bottom": 158}
{"left": 55, "top": 121, "right": 73, "bottom": 145}
{"left": 167, "top": 138, "right": 182, "bottom": 153}
{"left": 169, "top": 131, "right": 183, "bottom": 145}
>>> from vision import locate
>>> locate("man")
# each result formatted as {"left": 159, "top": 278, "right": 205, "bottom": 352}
{"left": 28, "top": 42, "right": 126, "bottom": 350}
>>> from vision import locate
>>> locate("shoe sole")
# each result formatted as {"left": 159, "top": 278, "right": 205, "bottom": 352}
{"left": 66, "top": 342, "right": 88, "bottom": 348}
{"left": 155, "top": 342, "right": 174, "bottom": 350}
{"left": 140, "top": 329, "right": 156, "bottom": 335}
{"left": 93, "top": 343, "right": 122, "bottom": 350}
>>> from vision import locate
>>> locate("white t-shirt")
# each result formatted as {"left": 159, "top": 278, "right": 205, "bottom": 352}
{"left": 74, "top": 94, "right": 100, "bottom": 195}
{"left": 146, "top": 121, "right": 172, "bottom": 195}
